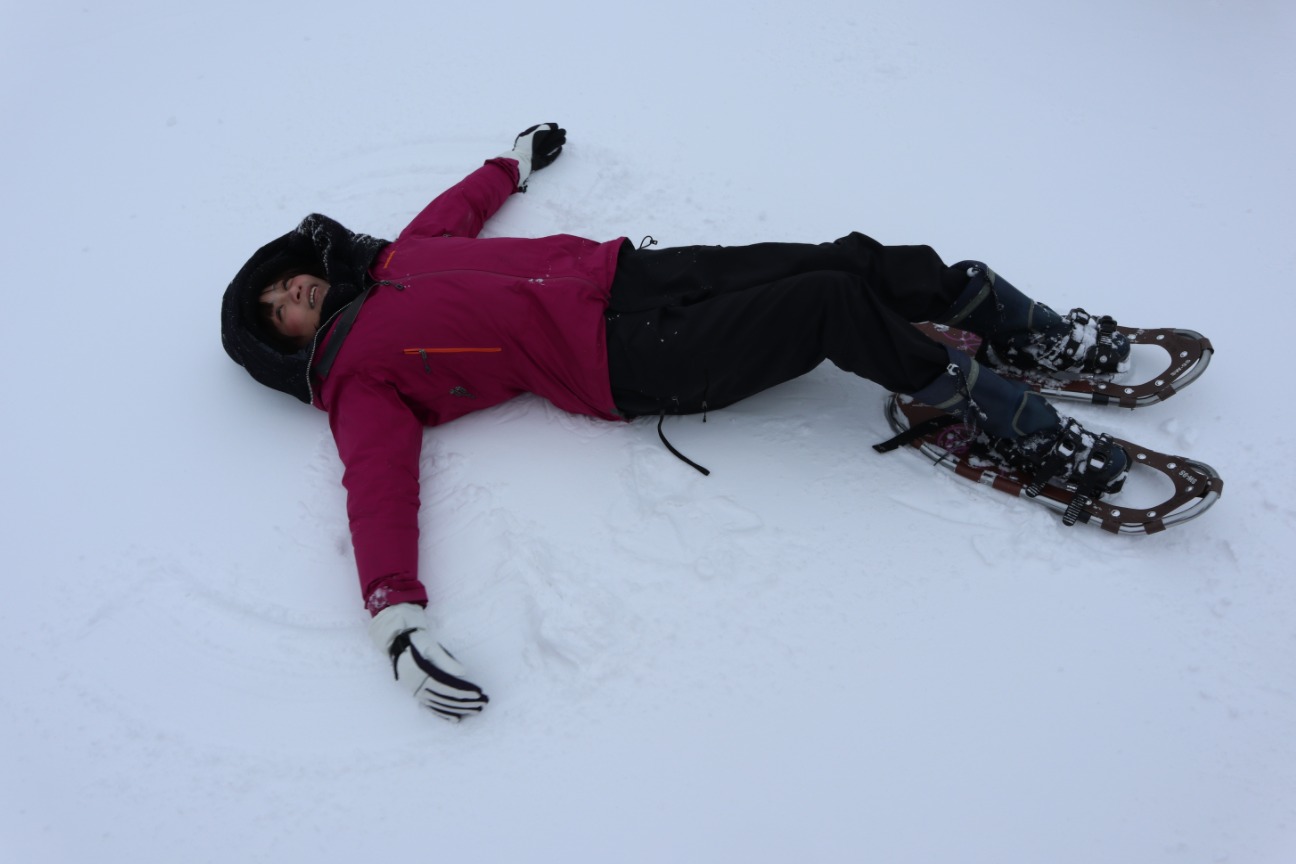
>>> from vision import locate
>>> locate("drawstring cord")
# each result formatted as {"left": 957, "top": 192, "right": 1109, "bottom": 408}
{"left": 627, "top": 239, "right": 711, "bottom": 476}
{"left": 657, "top": 411, "right": 710, "bottom": 476}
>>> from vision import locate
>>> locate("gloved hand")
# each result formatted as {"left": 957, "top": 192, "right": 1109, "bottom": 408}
{"left": 500, "top": 122, "right": 567, "bottom": 190}
{"left": 369, "top": 603, "right": 489, "bottom": 721}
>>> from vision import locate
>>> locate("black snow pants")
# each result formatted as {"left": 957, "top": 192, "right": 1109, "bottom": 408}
{"left": 604, "top": 232, "right": 966, "bottom": 418}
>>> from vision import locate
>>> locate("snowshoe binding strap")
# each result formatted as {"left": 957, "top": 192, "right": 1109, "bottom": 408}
{"left": 1038, "top": 308, "right": 1127, "bottom": 375}
{"left": 873, "top": 414, "right": 961, "bottom": 453}
{"left": 1052, "top": 431, "right": 1126, "bottom": 527}
{"left": 1024, "top": 420, "right": 1127, "bottom": 502}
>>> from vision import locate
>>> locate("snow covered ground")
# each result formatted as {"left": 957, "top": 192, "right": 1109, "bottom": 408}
{"left": 3, "top": 1, "right": 1294, "bottom": 861}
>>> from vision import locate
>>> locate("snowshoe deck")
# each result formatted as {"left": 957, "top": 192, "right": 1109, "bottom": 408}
{"left": 880, "top": 395, "right": 1223, "bottom": 534}
{"left": 916, "top": 322, "right": 1213, "bottom": 407}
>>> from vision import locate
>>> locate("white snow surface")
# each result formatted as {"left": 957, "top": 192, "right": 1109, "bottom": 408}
{"left": 3, "top": 1, "right": 1295, "bottom": 862}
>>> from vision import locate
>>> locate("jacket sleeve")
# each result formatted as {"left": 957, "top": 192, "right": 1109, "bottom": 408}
{"left": 395, "top": 158, "right": 522, "bottom": 242}
{"left": 328, "top": 374, "right": 429, "bottom": 614}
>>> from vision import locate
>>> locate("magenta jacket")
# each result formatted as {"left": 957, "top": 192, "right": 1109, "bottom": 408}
{"left": 312, "top": 158, "right": 625, "bottom": 612}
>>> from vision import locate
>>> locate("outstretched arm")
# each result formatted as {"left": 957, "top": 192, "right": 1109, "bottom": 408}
{"left": 329, "top": 375, "right": 427, "bottom": 612}
{"left": 396, "top": 123, "right": 568, "bottom": 242}
{"left": 329, "top": 376, "right": 489, "bottom": 720}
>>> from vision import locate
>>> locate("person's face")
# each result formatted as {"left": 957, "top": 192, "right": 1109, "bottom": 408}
{"left": 261, "top": 273, "right": 330, "bottom": 348}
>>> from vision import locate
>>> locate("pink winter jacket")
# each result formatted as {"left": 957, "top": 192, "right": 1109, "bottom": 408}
{"left": 311, "top": 158, "right": 626, "bottom": 613}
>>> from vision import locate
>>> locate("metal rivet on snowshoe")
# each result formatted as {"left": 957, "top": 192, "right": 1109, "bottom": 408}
{"left": 1167, "top": 462, "right": 1177, "bottom": 470}
{"left": 1137, "top": 453, "right": 1148, "bottom": 461}
{"left": 1111, "top": 509, "right": 1121, "bottom": 518}
{"left": 1124, "top": 387, "right": 1134, "bottom": 394}
{"left": 1155, "top": 379, "right": 1165, "bottom": 386}
{"left": 1147, "top": 511, "right": 1158, "bottom": 518}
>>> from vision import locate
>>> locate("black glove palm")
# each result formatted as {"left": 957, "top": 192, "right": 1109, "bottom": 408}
{"left": 514, "top": 123, "right": 567, "bottom": 171}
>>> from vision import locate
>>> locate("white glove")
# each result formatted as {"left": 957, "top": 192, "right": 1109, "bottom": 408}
{"left": 369, "top": 604, "right": 489, "bottom": 721}
{"left": 498, "top": 122, "right": 566, "bottom": 191}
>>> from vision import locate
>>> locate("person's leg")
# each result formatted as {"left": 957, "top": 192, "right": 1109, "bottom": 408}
{"left": 611, "top": 236, "right": 1130, "bottom": 377}
{"left": 607, "top": 252, "right": 1055, "bottom": 432}
{"left": 608, "top": 233, "right": 966, "bottom": 322}
{"left": 606, "top": 269, "right": 1127, "bottom": 494}
{"left": 606, "top": 269, "right": 949, "bottom": 417}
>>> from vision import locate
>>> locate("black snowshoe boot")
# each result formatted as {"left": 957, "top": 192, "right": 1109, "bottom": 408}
{"left": 939, "top": 262, "right": 1131, "bottom": 376}
{"left": 910, "top": 347, "right": 1130, "bottom": 497}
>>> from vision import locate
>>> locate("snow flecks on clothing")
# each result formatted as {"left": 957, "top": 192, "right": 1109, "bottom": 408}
{"left": 365, "top": 586, "right": 392, "bottom": 615}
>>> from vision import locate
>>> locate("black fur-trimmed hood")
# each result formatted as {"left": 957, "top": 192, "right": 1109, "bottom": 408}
{"left": 220, "top": 214, "right": 388, "bottom": 403}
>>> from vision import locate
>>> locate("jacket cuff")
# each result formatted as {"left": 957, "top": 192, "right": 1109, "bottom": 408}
{"left": 487, "top": 153, "right": 530, "bottom": 191}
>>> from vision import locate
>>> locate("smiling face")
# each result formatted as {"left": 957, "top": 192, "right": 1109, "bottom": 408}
{"left": 258, "top": 272, "right": 330, "bottom": 350}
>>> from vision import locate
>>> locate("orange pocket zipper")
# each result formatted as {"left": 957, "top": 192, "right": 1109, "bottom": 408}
{"left": 402, "top": 347, "right": 503, "bottom": 355}
{"left": 404, "top": 347, "right": 502, "bottom": 373}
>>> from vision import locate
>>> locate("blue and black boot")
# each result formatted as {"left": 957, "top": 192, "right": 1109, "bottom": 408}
{"left": 910, "top": 347, "right": 1130, "bottom": 496}
{"left": 939, "top": 262, "right": 1130, "bottom": 376}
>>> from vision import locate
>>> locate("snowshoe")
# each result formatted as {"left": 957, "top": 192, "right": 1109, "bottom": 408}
{"left": 876, "top": 394, "right": 1223, "bottom": 534}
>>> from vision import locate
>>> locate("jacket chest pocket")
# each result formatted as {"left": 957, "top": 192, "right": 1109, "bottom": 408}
{"left": 403, "top": 347, "right": 502, "bottom": 400}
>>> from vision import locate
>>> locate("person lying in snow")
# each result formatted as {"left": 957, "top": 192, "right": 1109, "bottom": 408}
{"left": 221, "top": 123, "right": 1131, "bottom": 721}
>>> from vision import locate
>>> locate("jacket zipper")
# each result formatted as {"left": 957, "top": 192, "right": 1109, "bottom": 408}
{"left": 305, "top": 305, "right": 351, "bottom": 405}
